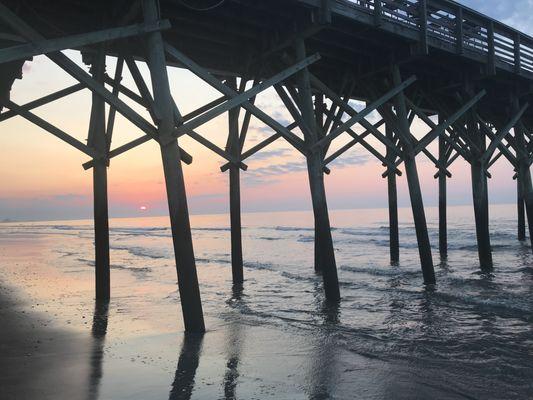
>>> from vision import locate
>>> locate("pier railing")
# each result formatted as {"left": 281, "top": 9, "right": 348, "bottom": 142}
{"left": 335, "top": 0, "right": 533, "bottom": 75}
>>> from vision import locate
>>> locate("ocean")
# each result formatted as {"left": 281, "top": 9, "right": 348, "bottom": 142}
{"left": 0, "top": 205, "right": 532, "bottom": 399}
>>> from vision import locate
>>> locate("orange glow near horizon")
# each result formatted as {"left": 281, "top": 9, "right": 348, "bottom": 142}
{"left": 0, "top": 53, "right": 519, "bottom": 221}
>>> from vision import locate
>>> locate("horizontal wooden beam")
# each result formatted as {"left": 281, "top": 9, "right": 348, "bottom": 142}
{"left": 82, "top": 137, "right": 192, "bottom": 170}
{"left": 0, "top": 20, "right": 171, "bottom": 64}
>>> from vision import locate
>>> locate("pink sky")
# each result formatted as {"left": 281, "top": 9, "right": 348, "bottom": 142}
{"left": 0, "top": 52, "right": 518, "bottom": 221}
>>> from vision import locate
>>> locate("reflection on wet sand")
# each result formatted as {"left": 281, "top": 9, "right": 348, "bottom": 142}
{"left": 169, "top": 333, "right": 204, "bottom": 400}
{"left": 223, "top": 284, "right": 245, "bottom": 400}
{"left": 306, "top": 286, "right": 341, "bottom": 400}
{"left": 86, "top": 301, "right": 109, "bottom": 400}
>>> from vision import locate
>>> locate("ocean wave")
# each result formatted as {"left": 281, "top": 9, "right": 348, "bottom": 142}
{"left": 340, "top": 264, "right": 421, "bottom": 277}
{"left": 193, "top": 227, "right": 231, "bottom": 232}
{"left": 196, "top": 257, "right": 231, "bottom": 265}
{"left": 518, "top": 266, "right": 533, "bottom": 275}
{"left": 111, "top": 245, "right": 167, "bottom": 259}
{"left": 432, "top": 291, "right": 533, "bottom": 318}
{"left": 297, "top": 235, "right": 314, "bottom": 243}
{"left": 258, "top": 236, "right": 283, "bottom": 241}
{"left": 271, "top": 226, "right": 315, "bottom": 232}
{"left": 111, "top": 264, "right": 153, "bottom": 278}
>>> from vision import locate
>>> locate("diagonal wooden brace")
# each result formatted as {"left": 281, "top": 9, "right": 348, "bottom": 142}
{"left": 405, "top": 96, "right": 478, "bottom": 163}
{"left": 323, "top": 119, "right": 386, "bottom": 166}
{"left": 323, "top": 120, "right": 403, "bottom": 176}
{"left": 312, "top": 76, "right": 403, "bottom": 160}
{"left": 414, "top": 90, "right": 486, "bottom": 155}
{"left": 478, "top": 119, "right": 518, "bottom": 166}
{"left": 164, "top": 43, "right": 309, "bottom": 154}
{"left": 3, "top": 99, "right": 102, "bottom": 159}
{"left": 313, "top": 75, "right": 417, "bottom": 151}
{"left": 480, "top": 103, "right": 529, "bottom": 165}
{"left": 487, "top": 142, "right": 513, "bottom": 170}
{"left": 220, "top": 122, "right": 299, "bottom": 172}
{"left": 169, "top": 51, "right": 319, "bottom": 148}
{"left": 0, "top": 83, "right": 84, "bottom": 122}
{"left": 172, "top": 101, "right": 247, "bottom": 171}
{"left": 0, "top": 3, "right": 168, "bottom": 155}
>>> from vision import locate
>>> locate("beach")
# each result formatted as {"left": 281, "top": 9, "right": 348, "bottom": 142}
{"left": 0, "top": 206, "right": 532, "bottom": 399}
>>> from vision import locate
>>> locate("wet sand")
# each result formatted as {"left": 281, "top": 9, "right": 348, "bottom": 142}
{"left": 0, "top": 280, "right": 496, "bottom": 400}
{"left": 0, "top": 284, "right": 94, "bottom": 400}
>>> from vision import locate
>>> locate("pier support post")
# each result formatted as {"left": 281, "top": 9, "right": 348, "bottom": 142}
{"left": 438, "top": 116, "right": 448, "bottom": 258}
{"left": 386, "top": 125, "right": 399, "bottom": 264}
{"left": 143, "top": 0, "right": 205, "bottom": 332}
{"left": 471, "top": 160, "right": 492, "bottom": 268}
{"left": 295, "top": 39, "right": 340, "bottom": 300}
{"left": 517, "top": 177, "right": 526, "bottom": 241}
{"left": 392, "top": 66, "right": 435, "bottom": 284}
{"left": 468, "top": 116, "right": 493, "bottom": 270}
{"left": 88, "top": 48, "right": 110, "bottom": 301}
{"left": 227, "top": 77, "right": 243, "bottom": 285}
{"left": 518, "top": 164, "right": 533, "bottom": 250}
{"left": 513, "top": 98, "right": 533, "bottom": 250}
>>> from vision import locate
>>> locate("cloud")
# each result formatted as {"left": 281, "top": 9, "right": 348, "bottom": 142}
{"left": 243, "top": 160, "right": 307, "bottom": 186}
{"left": 328, "top": 152, "right": 370, "bottom": 168}
{"left": 245, "top": 148, "right": 291, "bottom": 161}
{"left": 459, "top": 1, "right": 533, "bottom": 35}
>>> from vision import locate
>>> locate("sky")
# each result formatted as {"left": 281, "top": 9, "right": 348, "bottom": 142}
{"left": 0, "top": 0, "right": 532, "bottom": 222}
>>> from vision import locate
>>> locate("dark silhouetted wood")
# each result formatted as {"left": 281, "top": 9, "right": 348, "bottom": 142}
{"left": 88, "top": 48, "right": 110, "bottom": 301}
{"left": 518, "top": 176, "right": 526, "bottom": 241}
{"left": 143, "top": 0, "right": 205, "bottom": 333}
{"left": 438, "top": 115, "right": 448, "bottom": 258}
{"left": 468, "top": 115, "right": 493, "bottom": 270}
{"left": 386, "top": 125, "right": 399, "bottom": 264}
{"left": 391, "top": 66, "right": 435, "bottom": 284}
{"left": 295, "top": 39, "right": 340, "bottom": 300}
{"left": 227, "top": 77, "right": 244, "bottom": 285}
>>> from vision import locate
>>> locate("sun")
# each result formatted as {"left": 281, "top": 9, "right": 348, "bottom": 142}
{"left": 139, "top": 205, "right": 148, "bottom": 211}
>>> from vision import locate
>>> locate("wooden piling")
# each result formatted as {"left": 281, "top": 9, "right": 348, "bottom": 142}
{"left": 314, "top": 93, "right": 325, "bottom": 273}
{"left": 517, "top": 177, "right": 526, "bottom": 241}
{"left": 143, "top": 0, "right": 205, "bottom": 332}
{"left": 88, "top": 48, "right": 110, "bottom": 301}
{"left": 227, "top": 77, "right": 244, "bottom": 285}
{"left": 295, "top": 39, "right": 340, "bottom": 300}
{"left": 392, "top": 66, "right": 435, "bottom": 284}
{"left": 513, "top": 98, "right": 533, "bottom": 251}
{"left": 468, "top": 116, "right": 493, "bottom": 270}
{"left": 386, "top": 125, "right": 400, "bottom": 264}
{"left": 471, "top": 161, "right": 493, "bottom": 268}
{"left": 438, "top": 116, "right": 448, "bottom": 258}
{"left": 518, "top": 165, "right": 533, "bottom": 250}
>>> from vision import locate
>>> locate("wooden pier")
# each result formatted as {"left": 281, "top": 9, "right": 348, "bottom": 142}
{"left": 1, "top": 0, "right": 533, "bottom": 332}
